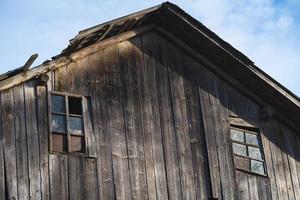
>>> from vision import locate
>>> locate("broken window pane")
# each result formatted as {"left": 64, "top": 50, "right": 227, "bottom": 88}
{"left": 251, "top": 160, "right": 265, "bottom": 175}
{"left": 69, "top": 97, "right": 82, "bottom": 115}
{"left": 52, "top": 134, "right": 67, "bottom": 152}
{"left": 248, "top": 147, "right": 262, "bottom": 160}
{"left": 70, "top": 136, "right": 85, "bottom": 153}
{"left": 232, "top": 143, "right": 247, "bottom": 156}
{"left": 51, "top": 95, "right": 65, "bottom": 113}
{"left": 246, "top": 133, "right": 259, "bottom": 146}
{"left": 235, "top": 156, "right": 250, "bottom": 171}
{"left": 231, "top": 129, "right": 244, "bottom": 142}
{"left": 69, "top": 116, "right": 84, "bottom": 134}
{"left": 52, "top": 114, "right": 67, "bottom": 133}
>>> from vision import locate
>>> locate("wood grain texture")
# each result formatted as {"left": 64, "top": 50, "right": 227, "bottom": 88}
{"left": 119, "top": 38, "right": 148, "bottom": 200}
{"left": 154, "top": 35, "right": 183, "bottom": 200}
{"left": 24, "top": 81, "right": 42, "bottom": 200}
{"left": 13, "top": 85, "right": 30, "bottom": 200}
{"left": 0, "top": 98, "right": 5, "bottom": 200}
{"left": 37, "top": 85, "right": 51, "bottom": 200}
{"left": 2, "top": 88, "right": 18, "bottom": 200}
{"left": 49, "top": 154, "right": 68, "bottom": 200}
{"left": 103, "top": 45, "right": 132, "bottom": 200}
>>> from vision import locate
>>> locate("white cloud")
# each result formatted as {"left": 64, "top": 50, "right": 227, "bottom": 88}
{"left": 175, "top": 0, "right": 300, "bottom": 96}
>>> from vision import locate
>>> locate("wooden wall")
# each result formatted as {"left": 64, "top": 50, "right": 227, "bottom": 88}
{"left": 0, "top": 31, "right": 299, "bottom": 200}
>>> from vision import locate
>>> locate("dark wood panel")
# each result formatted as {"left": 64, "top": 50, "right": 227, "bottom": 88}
{"left": 88, "top": 50, "right": 115, "bottom": 200}
{"left": 103, "top": 45, "right": 132, "bottom": 200}
{"left": 24, "top": 81, "right": 42, "bottom": 199}
{"left": 167, "top": 39, "right": 196, "bottom": 200}
{"left": 140, "top": 32, "right": 169, "bottom": 199}
{"left": 49, "top": 154, "right": 68, "bottom": 200}
{"left": 37, "top": 85, "right": 51, "bottom": 200}
{"left": 236, "top": 171, "right": 250, "bottom": 200}
{"left": 13, "top": 85, "right": 30, "bottom": 200}
{"left": 1, "top": 88, "right": 18, "bottom": 200}
{"left": 119, "top": 38, "right": 148, "bottom": 200}
{"left": 154, "top": 35, "right": 183, "bottom": 200}
{"left": 0, "top": 98, "right": 5, "bottom": 200}
{"left": 68, "top": 157, "right": 98, "bottom": 200}
{"left": 260, "top": 122, "right": 279, "bottom": 200}
{"left": 197, "top": 68, "right": 222, "bottom": 199}
{"left": 82, "top": 158, "right": 99, "bottom": 200}
{"left": 183, "top": 55, "right": 212, "bottom": 199}
{"left": 83, "top": 97, "right": 97, "bottom": 158}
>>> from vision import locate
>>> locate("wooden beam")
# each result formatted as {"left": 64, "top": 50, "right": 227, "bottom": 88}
{"left": 23, "top": 54, "right": 38, "bottom": 70}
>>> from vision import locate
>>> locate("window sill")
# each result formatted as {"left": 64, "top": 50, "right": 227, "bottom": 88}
{"left": 236, "top": 168, "right": 268, "bottom": 178}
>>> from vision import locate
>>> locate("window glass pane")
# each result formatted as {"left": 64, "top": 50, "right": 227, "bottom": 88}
{"left": 232, "top": 143, "right": 247, "bottom": 156}
{"left": 251, "top": 160, "right": 265, "bottom": 175}
{"left": 248, "top": 147, "right": 262, "bottom": 160}
{"left": 52, "top": 134, "right": 67, "bottom": 152}
{"left": 69, "top": 97, "right": 82, "bottom": 115}
{"left": 246, "top": 133, "right": 259, "bottom": 145}
{"left": 52, "top": 114, "right": 67, "bottom": 133}
{"left": 70, "top": 136, "right": 85, "bottom": 153}
{"left": 51, "top": 95, "right": 65, "bottom": 113}
{"left": 69, "top": 116, "right": 84, "bottom": 134}
{"left": 235, "top": 156, "right": 250, "bottom": 171}
{"left": 231, "top": 129, "right": 244, "bottom": 142}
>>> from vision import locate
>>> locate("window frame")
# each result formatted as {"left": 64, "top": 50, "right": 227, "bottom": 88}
{"left": 229, "top": 125, "right": 268, "bottom": 177}
{"left": 48, "top": 91, "right": 87, "bottom": 156}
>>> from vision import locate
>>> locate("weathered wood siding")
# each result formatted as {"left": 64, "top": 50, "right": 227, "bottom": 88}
{"left": 0, "top": 31, "right": 299, "bottom": 200}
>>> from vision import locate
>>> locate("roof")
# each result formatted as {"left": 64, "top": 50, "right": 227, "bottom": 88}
{"left": 1, "top": 2, "right": 299, "bottom": 128}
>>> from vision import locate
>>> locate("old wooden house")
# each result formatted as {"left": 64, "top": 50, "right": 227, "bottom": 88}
{"left": 1, "top": 2, "right": 300, "bottom": 200}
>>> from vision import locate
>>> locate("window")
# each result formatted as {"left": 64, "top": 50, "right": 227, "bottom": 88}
{"left": 230, "top": 126, "right": 267, "bottom": 176}
{"left": 50, "top": 93, "right": 86, "bottom": 154}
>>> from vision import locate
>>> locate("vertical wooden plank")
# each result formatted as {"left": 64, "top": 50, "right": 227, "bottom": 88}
{"left": 119, "top": 39, "right": 148, "bottom": 200}
{"left": 88, "top": 50, "right": 115, "bottom": 200}
{"left": 248, "top": 176, "right": 259, "bottom": 200}
{"left": 295, "top": 135, "right": 300, "bottom": 196}
{"left": 83, "top": 158, "right": 99, "bottom": 200}
{"left": 1, "top": 88, "right": 18, "bottom": 200}
{"left": 279, "top": 125, "right": 296, "bottom": 200}
{"left": 167, "top": 40, "right": 196, "bottom": 200}
{"left": 284, "top": 130, "right": 300, "bottom": 200}
{"left": 49, "top": 154, "right": 68, "bottom": 200}
{"left": 183, "top": 51, "right": 213, "bottom": 200}
{"left": 68, "top": 156, "right": 84, "bottom": 200}
{"left": 197, "top": 69, "right": 221, "bottom": 199}
{"left": 13, "top": 85, "right": 30, "bottom": 200}
{"left": 103, "top": 45, "right": 132, "bottom": 200}
{"left": 24, "top": 81, "right": 42, "bottom": 200}
{"left": 68, "top": 157, "right": 98, "bottom": 200}
{"left": 0, "top": 98, "right": 5, "bottom": 200}
{"left": 54, "top": 64, "right": 68, "bottom": 92}
{"left": 267, "top": 120, "right": 289, "bottom": 200}
{"left": 236, "top": 171, "right": 250, "bottom": 200}
{"left": 257, "top": 177, "right": 272, "bottom": 200}
{"left": 83, "top": 97, "right": 97, "bottom": 158}
{"left": 37, "top": 84, "right": 50, "bottom": 200}
{"left": 140, "top": 32, "right": 168, "bottom": 199}
{"left": 208, "top": 77, "right": 236, "bottom": 200}
{"left": 154, "top": 37, "right": 183, "bottom": 200}
{"left": 260, "top": 122, "right": 279, "bottom": 200}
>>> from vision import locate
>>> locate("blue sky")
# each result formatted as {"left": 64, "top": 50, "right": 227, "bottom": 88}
{"left": 0, "top": 0, "right": 299, "bottom": 96}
